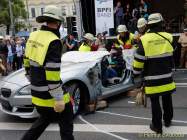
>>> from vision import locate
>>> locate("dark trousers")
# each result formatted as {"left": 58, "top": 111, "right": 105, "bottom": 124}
{"left": 12, "top": 55, "right": 17, "bottom": 70}
{"left": 150, "top": 93, "right": 173, "bottom": 129}
{"left": 180, "top": 47, "right": 187, "bottom": 68}
{"left": 115, "top": 16, "right": 123, "bottom": 28}
{"left": 21, "top": 103, "right": 74, "bottom": 140}
{"left": 16, "top": 56, "right": 22, "bottom": 70}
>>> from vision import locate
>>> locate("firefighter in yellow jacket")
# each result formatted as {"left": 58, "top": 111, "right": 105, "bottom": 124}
{"left": 79, "top": 33, "right": 95, "bottom": 52}
{"left": 116, "top": 25, "right": 134, "bottom": 49}
{"left": 133, "top": 13, "right": 176, "bottom": 134}
{"left": 22, "top": 5, "right": 74, "bottom": 140}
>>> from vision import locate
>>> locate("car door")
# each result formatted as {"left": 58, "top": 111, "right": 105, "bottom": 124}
{"left": 99, "top": 52, "right": 138, "bottom": 99}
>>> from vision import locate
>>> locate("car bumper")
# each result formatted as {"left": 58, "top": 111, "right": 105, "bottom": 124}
{"left": 0, "top": 97, "right": 38, "bottom": 118}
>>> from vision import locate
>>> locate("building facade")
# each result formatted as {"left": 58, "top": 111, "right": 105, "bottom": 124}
{"left": 25, "top": 0, "right": 76, "bottom": 31}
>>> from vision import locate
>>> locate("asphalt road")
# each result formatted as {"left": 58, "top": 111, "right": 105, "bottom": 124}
{"left": 0, "top": 70, "right": 187, "bottom": 140}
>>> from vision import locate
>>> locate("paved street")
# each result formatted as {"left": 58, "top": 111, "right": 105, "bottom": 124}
{"left": 0, "top": 70, "right": 187, "bottom": 140}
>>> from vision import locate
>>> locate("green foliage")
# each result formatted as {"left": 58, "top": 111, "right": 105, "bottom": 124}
{"left": 0, "top": 0, "right": 27, "bottom": 33}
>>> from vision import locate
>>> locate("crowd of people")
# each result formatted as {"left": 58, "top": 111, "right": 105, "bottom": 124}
{"left": 0, "top": 36, "right": 26, "bottom": 76}
{"left": 114, "top": 0, "right": 150, "bottom": 32}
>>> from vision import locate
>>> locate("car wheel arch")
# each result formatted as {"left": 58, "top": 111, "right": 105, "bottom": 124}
{"left": 63, "top": 80, "right": 90, "bottom": 113}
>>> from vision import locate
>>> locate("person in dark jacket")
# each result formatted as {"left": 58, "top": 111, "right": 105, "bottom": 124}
{"left": 0, "top": 36, "right": 8, "bottom": 75}
{"left": 65, "top": 33, "right": 78, "bottom": 51}
{"left": 133, "top": 13, "right": 176, "bottom": 134}
{"left": 109, "top": 46, "right": 126, "bottom": 76}
{"left": 102, "top": 46, "right": 126, "bottom": 85}
{"left": 22, "top": 5, "right": 74, "bottom": 140}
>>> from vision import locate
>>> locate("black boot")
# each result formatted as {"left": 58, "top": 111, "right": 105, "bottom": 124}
{"left": 164, "top": 120, "right": 172, "bottom": 127}
{"left": 150, "top": 124, "right": 162, "bottom": 134}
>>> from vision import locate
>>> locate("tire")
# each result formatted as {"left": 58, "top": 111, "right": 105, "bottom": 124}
{"left": 66, "top": 83, "right": 83, "bottom": 115}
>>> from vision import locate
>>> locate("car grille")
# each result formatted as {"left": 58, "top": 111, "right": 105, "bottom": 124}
{"left": 0, "top": 88, "right": 11, "bottom": 98}
{"left": 17, "top": 106, "right": 34, "bottom": 113}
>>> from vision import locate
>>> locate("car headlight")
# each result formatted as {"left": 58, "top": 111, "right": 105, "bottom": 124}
{"left": 18, "top": 85, "right": 31, "bottom": 95}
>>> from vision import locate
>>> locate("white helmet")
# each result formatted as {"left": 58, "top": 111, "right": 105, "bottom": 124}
{"left": 36, "top": 5, "right": 62, "bottom": 23}
{"left": 183, "top": 28, "right": 187, "bottom": 32}
{"left": 0, "top": 36, "right": 4, "bottom": 40}
{"left": 148, "top": 13, "right": 163, "bottom": 25}
{"left": 117, "top": 25, "right": 128, "bottom": 33}
{"left": 83, "top": 33, "right": 95, "bottom": 41}
{"left": 137, "top": 18, "right": 147, "bottom": 28}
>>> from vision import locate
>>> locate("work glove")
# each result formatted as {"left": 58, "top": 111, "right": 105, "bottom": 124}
{"left": 54, "top": 100, "right": 65, "bottom": 113}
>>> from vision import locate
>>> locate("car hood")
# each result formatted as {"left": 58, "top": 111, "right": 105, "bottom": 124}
{"left": 61, "top": 61, "right": 98, "bottom": 74}
{"left": 61, "top": 51, "right": 109, "bottom": 73}
{"left": 1, "top": 51, "right": 109, "bottom": 86}
{"left": 1, "top": 69, "right": 30, "bottom": 86}
{"left": 61, "top": 51, "right": 109, "bottom": 63}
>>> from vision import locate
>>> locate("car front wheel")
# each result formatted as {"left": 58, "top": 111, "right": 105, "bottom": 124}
{"left": 66, "top": 83, "right": 82, "bottom": 115}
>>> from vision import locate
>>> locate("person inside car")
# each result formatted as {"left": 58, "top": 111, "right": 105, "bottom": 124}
{"left": 102, "top": 46, "right": 126, "bottom": 86}
{"left": 109, "top": 46, "right": 126, "bottom": 77}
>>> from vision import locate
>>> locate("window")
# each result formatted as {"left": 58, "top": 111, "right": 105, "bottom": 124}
{"left": 72, "top": 5, "right": 76, "bottom": 15}
{"left": 61, "top": 6, "right": 66, "bottom": 16}
{"left": 31, "top": 8, "right": 36, "bottom": 18}
{"left": 41, "top": 8, "right": 44, "bottom": 15}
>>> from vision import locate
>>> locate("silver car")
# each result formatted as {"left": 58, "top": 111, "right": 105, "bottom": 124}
{"left": 0, "top": 51, "right": 139, "bottom": 118}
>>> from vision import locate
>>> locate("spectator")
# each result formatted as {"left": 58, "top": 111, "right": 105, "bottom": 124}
{"left": 65, "top": 33, "right": 78, "bottom": 51}
{"left": 124, "top": 3, "right": 132, "bottom": 27}
{"left": 15, "top": 38, "right": 23, "bottom": 69}
{"left": 0, "top": 57, "right": 6, "bottom": 75}
{"left": 114, "top": 1, "right": 124, "bottom": 28}
{"left": 21, "top": 37, "right": 26, "bottom": 49}
{"left": 94, "top": 33, "right": 107, "bottom": 51}
{"left": 6, "top": 39, "right": 14, "bottom": 72}
{"left": 178, "top": 28, "right": 187, "bottom": 68}
{"left": 140, "top": 0, "right": 149, "bottom": 20}
{"left": 130, "top": 7, "right": 140, "bottom": 33}
{"left": 132, "top": 7, "right": 140, "bottom": 19}
{"left": 0, "top": 36, "right": 8, "bottom": 76}
{"left": 10, "top": 39, "right": 17, "bottom": 71}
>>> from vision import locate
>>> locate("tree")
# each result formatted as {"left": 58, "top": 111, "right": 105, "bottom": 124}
{"left": 0, "top": 0, "right": 27, "bottom": 35}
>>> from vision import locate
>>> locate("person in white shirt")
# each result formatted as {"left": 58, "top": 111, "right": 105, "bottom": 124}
{"left": 16, "top": 39, "right": 23, "bottom": 69}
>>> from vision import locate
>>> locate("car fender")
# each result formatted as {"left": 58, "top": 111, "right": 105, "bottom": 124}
{"left": 61, "top": 71, "right": 98, "bottom": 102}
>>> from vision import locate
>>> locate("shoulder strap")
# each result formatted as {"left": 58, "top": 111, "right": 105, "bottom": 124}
{"left": 155, "top": 32, "right": 176, "bottom": 71}
{"left": 155, "top": 32, "right": 172, "bottom": 46}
